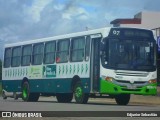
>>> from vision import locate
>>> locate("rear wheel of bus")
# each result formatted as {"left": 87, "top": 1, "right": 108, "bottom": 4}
{"left": 2, "top": 91, "right": 7, "bottom": 99}
{"left": 22, "top": 81, "right": 40, "bottom": 102}
{"left": 13, "top": 92, "right": 18, "bottom": 100}
{"left": 115, "top": 94, "right": 130, "bottom": 105}
{"left": 74, "top": 82, "right": 89, "bottom": 104}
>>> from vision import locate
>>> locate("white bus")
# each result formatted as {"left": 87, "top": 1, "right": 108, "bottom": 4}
{"left": 2, "top": 27, "right": 157, "bottom": 105}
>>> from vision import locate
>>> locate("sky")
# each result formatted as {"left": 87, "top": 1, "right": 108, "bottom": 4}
{"left": 0, "top": 0, "right": 160, "bottom": 58}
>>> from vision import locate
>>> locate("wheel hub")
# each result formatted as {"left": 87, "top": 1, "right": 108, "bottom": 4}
{"left": 75, "top": 87, "right": 82, "bottom": 98}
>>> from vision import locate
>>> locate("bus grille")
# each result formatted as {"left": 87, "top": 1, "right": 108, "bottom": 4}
{"left": 121, "top": 88, "right": 141, "bottom": 91}
{"left": 115, "top": 70, "right": 148, "bottom": 77}
{"left": 115, "top": 80, "right": 146, "bottom": 84}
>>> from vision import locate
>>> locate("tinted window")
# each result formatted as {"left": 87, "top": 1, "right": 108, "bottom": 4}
{"left": 4, "top": 48, "right": 11, "bottom": 68}
{"left": 11, "top": 47, "right": 21, "bottom": 67}
{"left": 56, "top": 40, "right": 69, "bottom": 63}
{"left": 22, "top": 45, "right": 32, "bottom": 66}
{"left": 71, "top": 37, "right": 85, "bottom": 62}
{"left": 32, "top": 43, "right": 44, "bottom": 65}
{"left": 44, "top": 41, "right": 56, "bottom": 64}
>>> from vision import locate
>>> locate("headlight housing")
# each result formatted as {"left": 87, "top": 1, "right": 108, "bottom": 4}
{"left": 148, "top": 79, "right": 157, "bottom": 84}
{"left": 102, "top": 76, "right": 114, "bottom": 82}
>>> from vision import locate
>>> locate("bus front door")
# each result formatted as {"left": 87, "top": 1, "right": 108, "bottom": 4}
{"left": 91, "top": 37, "right": 101, "bottom": 92}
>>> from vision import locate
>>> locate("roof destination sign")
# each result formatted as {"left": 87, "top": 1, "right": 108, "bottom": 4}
{"left": 108, "top": 28, "right": 153, "bottom": 38}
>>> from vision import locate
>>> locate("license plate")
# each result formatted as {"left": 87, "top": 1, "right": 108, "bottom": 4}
{"left": 127, "top": 85, "right": 137, "bottom": 89}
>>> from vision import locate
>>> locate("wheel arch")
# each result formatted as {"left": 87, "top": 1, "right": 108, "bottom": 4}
{"left": 21, "top": 77, "right": 29, "bottom": 89}
{"left": 71, "top": 75, "right": 81, "bottom": 91}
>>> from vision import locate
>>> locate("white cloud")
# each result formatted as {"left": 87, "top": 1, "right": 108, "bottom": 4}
{"left": 54, "top": 4, "right": 64, "bottom": 11}
{"left": 105, "top": 12, "right": 117, "bottom": 22}
{"left": 79, "top": 14, "right": 88, "bottom": 20}
{"left": 27, "top": 0, "right": 52, "bottom": 23}
{"left": 62, "top": 13, "right": 72, "bottom": 19}
{"left": 62, "top": 6, "right": 89, "bottom": 20}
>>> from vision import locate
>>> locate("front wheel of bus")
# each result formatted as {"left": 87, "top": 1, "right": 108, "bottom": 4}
{"left": 115, "top": 94, "right": 130, "bottom": 105}
{"left": 22, "top": 81, "right": 40, "bottom": 102}
{"left": 74, "top": 82, "right": 89, "bottom": 104}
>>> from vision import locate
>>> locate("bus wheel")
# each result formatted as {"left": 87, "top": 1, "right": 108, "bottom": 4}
{"left": 2, "top": 91, "right": 7, "bottom": 99}
{"left": 115, "top": 94, "right": 130, "bottom": 105}
{"left": 56, "top": 93, "right": 73, "bottom": 103}
{"left": 22, "top": 81, "right": 40, "bottom": 102}
{"left": 13, "top": 92, "right": 18, "bottom": 100}
{"left": 74, "top": 82, "right": 89, "bottom": 104}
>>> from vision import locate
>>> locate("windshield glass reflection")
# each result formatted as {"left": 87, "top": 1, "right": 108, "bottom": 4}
{"left": 102, "top": 39, "right": 156, "bottom": 71}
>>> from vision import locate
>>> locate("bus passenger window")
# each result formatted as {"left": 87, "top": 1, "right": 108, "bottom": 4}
{"left": 85, "top": 36, "right": 90, "bottom": 61}
{"left": 44, "top": 41, "right": 56, "bottom": 64}
{"left": 56, "top": 40, "right": 69, "bottom": 63}
{"left": 4, "top": 48, "right": 11, "bottom": 68}
{"left": 11, "top": 47, "right": 21, "bottom": 67}
{"left": 71, "top": 37, "right": 85, "bottom": 62}
{"left": 32, "top": 43, "right": 44, "bottom": 65}
{"left": 22, "top": 45, "right": 32, "bottom": 66}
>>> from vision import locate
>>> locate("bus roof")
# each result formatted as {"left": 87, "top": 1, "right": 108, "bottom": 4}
{"left": 5, "top": 27, "right": 111, "bottom": 48}
{"left": 4, "top": 27, "right": 152, "bottom": 48}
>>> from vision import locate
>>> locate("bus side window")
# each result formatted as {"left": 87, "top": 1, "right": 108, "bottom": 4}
{"left": 22, "top": 45, "right": 32, "bottom": 66}
{"left": 32, "top": 43, "right": 44, "bottom": 65}
{"left": 11, "top": 46, "right": 21, "bottom": 67}
{"left": 85, "top": 36, "right": 90, "bottom": 61}
{"left": 44, "top": 41, "right": 56, "bottom": 64}
{"left": 4, "top": 48, "right": 12, "bottom": 68}
{"left": 71, "top": 37, "right": 85, "bottom": 62}
{"left": 56, "top": 39, "right": 70, "bottom": 63}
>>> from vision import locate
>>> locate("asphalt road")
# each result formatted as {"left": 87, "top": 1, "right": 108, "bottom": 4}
{"left": 0, "top": 97, "right": 160, "bottom": 119}
{"left": 0, "top": 96, "right": 160, "bottom": 111}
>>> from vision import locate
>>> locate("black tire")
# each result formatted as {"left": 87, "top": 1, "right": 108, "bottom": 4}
{"left": 13, "top": 92, "right": 18, "bottom": 100}
{"left": 115, "top": 94, "right": 130, "bottom": 105}
{"left": 56, "top": 93, "right": 73, "bottom": 103}
{"left": 2, "top": 91, "right": 7, "bottom": 100}
{"left": 74, "top": 82, "right": 89, "bottom": 104}
{"left": 22, "top": 81, "right": 40, "bottom": 102}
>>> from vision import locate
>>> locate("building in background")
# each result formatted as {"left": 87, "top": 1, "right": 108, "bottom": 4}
{"left": 110, "top": 11, "right": 160, "bottom": 38}
{"left": 110, "top": 11, "right": 160, "bottom": 30}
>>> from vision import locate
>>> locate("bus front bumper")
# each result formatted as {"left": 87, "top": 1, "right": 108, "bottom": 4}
{"left": 100, "top": 79, "right": 157, "bottom": 95}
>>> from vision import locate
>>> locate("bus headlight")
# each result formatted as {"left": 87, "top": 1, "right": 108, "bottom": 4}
{"left": 148, "top": 79, "right": 157, "bottom": 84}
{"left": 105, "top": 77, "right": 114, "bottom": 82}
{"left": 102, "top": 76, "right": 114, "bottom": 82}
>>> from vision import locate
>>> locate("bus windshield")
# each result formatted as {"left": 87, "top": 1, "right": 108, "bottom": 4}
{"left": 103, "top": 39, "right": 156, "bottom": 71}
